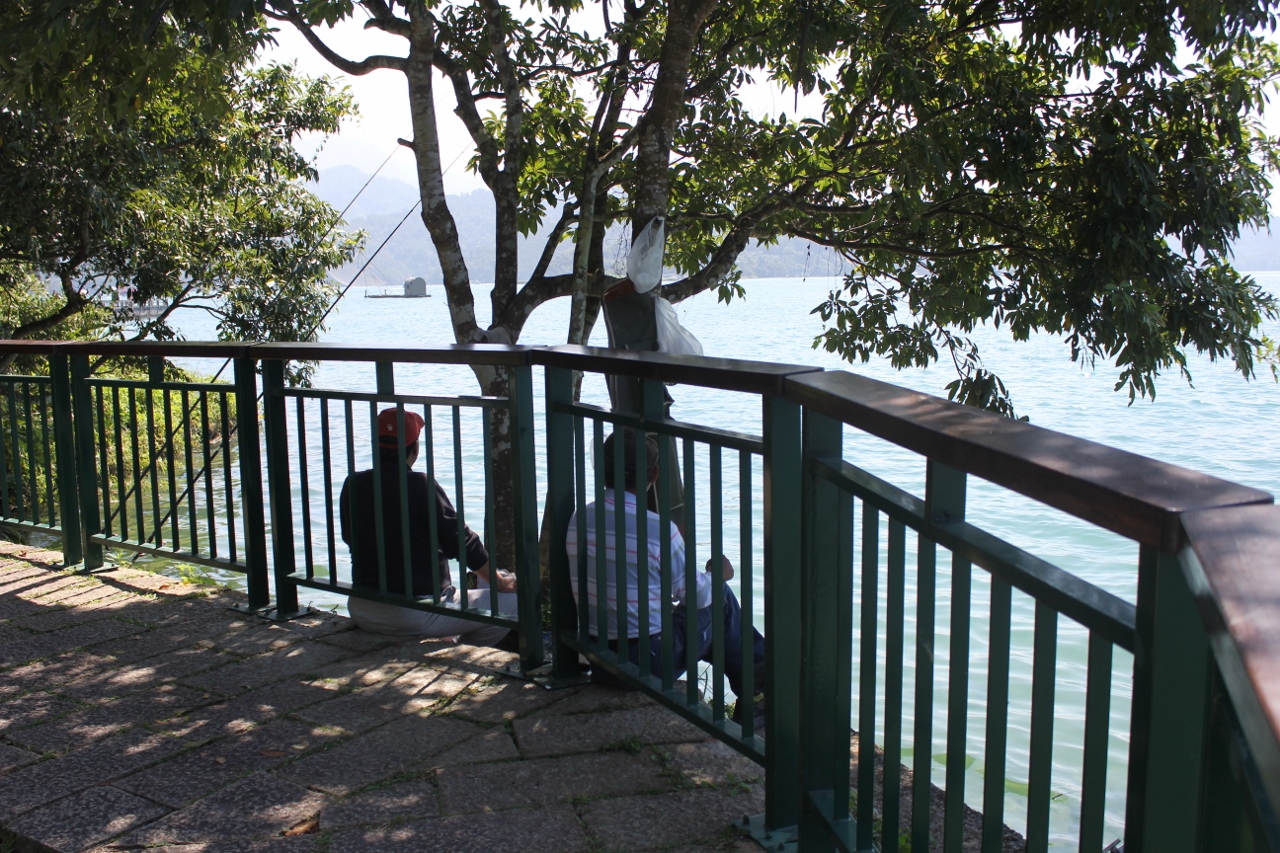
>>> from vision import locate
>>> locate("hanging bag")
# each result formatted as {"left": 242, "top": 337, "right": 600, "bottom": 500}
{"left": 654, "top": 296, "right": 704, "bottom": 357}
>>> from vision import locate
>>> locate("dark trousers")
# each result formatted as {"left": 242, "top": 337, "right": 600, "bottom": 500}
{"left": 602, "top": 583, "right": 766, "bottom": 700}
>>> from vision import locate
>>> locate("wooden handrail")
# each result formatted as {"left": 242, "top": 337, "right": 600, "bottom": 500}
{"left": 784, "top": 370, "right": 1273, "bottom": 553}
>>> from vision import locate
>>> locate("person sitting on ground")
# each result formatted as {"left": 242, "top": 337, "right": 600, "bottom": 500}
{"left": 339, "top": 407, "right": 515, "bottom": 645}
{"left": 565, "top": 427, "right": 766, "bottom": 727}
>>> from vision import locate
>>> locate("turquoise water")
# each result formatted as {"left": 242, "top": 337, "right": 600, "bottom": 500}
{"left": 164, "top": 273, "right": 1280, "bottom": 847}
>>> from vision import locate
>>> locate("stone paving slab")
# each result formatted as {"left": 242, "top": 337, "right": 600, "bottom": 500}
{"left": 581, "top": 787, "right": 767, "bottom": 852}
{"left": 318, "top": 777, "right": 439, "bottom": 829}
{"left": 512, "top": 703, "right": 709, "bottom": 757}
{"left": 179, "top": 642, "right": 356, "bottom": 697}
{"left": 276, "top": 713, "right": 491, "bottom": 796}
{"left": 0, "top": 616, "right": 147, "bottom": 668}
{"left": 115, "top": 718, "right": 345, "bottom": 808}
{"left": 0, "top": 727, "right": 195, "bottom": 821}
{"left": 325, "top": 803, "right": 590, "bottom": 853}
{"left": 113, "top": 772, "right": 330, "bottom": 847}
{"left": 7, "top": 784, "right": 169, "bottom": 853}
{"left": 6, "top": 684, "right": 211, "bottom": 754}
{"left": 0, "top": 743, "right": 42, "bottom": 773}
{"left": 1, "top": 543, "right": 769, "bottom": 853}
{"left": 0, "top": 692, "right": 84, "bottom": 735}
{"left": 435, "top": 750, "right": 671, "bottom": 813}
{"left": 155, "top": 680, "right": 336, "bottom": 743}
{"left": 0, "top": 653, "right": 118, "bottom": 700}
{"left": 58, "top": 646, "right": 234, "bottom": 703}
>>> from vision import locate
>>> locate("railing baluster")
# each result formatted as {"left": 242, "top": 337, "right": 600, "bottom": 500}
{"left": 320, "top": 398, "right": 337, "bottom": 587}
{"left": 1026, "top": 602, "right": 1058, "bottom": 853}
{"left": 635, "top": 422, "right": 651, "bottom": 682}
{"left": 683, "top": 435, "right": 699, "bottom": 708}
{"left": 200, "top": 393, "right": 216, "bottom": 559}
{"left": 658, "top": 426, "right": 674, "bottom": 691}
{"left": 145, "top": 379, "right": 162, "bottom": 547}
{"left": 233, "top": 357, "right": 269, "bottom": 610}
{"left": 982, "top": 578, "right": 1012, "bottom": 853}
{"left": 452, "top": 405, "right": 466, "bottom": 603}
{"left": 737, "top": 448, "right": 755, "bottom": 737}
{"left": 50, "top": 353, "right": 82, "bottom": 564}
{"left": 0, "top": 382, "right": 11, "bottom": 519}
{"left": 163, "top": 385, "right": 180, "bottom": 550}
{"left": 912, "top": 532, "right": 937, "bottom": 853}
{"left": 95, "top": 384, "right": 109, "bottom": 538}
{"left": 25, "top": 384, "right": 38, "bottom": 524}
{"left": 40, "top": 382, "right": 54, "bottom": 528}
{"left": 884, "top": 516, "right": 907, "bottom": 851}
{"left": 183, "top": 390, "right": 198, "bottom": 554}
{"left": 396, "top": 403, "right": 413, "bottom": 600}
{"left": 594, "top": 420, "right": 608, "bottom": 658}
{"left": 1079, "top": 634, "right": 1113, "bottom": 853}
{"left": 423, "top": 405, "right": 441, "bottom": 605}
{"left": 483, "top": 406, "right": 496, "bottom": 614}
{"left": 709, "top": 443, "right": 725, "bottom": 718}
{"left": 297, "top": 397, "right": 314, "bottom": 581}
{"left": 112, "top": 386, "right": 125, "bottom": 540}
{"left": 573, "top": 414, "right": 588, "bottom": 644}
{"left": 128, "top": 387, "right": 144, "bottom": 542}
{"left": 7, "top": 383, "right": 24, "bottom": 523}
{"left": 368, "top": 401, "right": 387, "bottom": 594}
{"left": 262, "top": 359, "right": 299, "bottom": 617}
{"left": 221, "top": 390, "right": 237, "bottom": 564}
{"left": 611, "top": 421, "right": 627, "bottom": 667}
{"left": 857, "top": 500, "right": 880, "bottom": 851}
{"left": 508, "top": 363, "right": 542, "bottom": 671}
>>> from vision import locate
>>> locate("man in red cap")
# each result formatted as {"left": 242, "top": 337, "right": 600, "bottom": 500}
{"left": 339, "top": 407, "right": 516, "bottom": 643}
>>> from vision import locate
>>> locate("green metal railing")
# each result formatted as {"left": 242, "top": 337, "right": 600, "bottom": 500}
{"left": 0, "top": 338, "right": 1276, "bottom": 853}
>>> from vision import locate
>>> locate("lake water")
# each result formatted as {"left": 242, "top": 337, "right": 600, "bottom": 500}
{"left": 163, "top": 272, "right": 1280, "bottom": 847}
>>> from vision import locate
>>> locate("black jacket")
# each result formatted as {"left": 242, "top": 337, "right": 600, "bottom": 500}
{"left": 339, "top": 465, "right": 488, "bottom": 597}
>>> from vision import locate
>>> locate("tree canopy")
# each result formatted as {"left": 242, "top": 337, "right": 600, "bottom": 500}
{"left": 5, "top": 0, "right": 1276, "bottom": 409}
{"left": 0, "top": 6, "right": 363, "bottom": 368}
{"left": 256, "top": 0, "right": 1279, "bottom": 413}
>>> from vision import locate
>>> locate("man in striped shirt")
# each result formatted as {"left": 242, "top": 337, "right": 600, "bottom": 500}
{"left": 566, "top": 428, "right": 766, "bottom": 717}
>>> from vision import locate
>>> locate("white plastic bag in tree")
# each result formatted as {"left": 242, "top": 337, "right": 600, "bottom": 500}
{"left": 627, "top": 216, "right": 665, "bottom": 293}
{"left": 654, "top": 296, "right": 704, "bottom": 357}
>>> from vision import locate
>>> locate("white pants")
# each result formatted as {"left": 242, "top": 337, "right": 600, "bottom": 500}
{"left": 347, "top": 587, "right": 517, "bottom": 647}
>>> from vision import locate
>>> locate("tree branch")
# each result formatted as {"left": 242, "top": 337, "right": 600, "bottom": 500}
{"left": 270, "top": 2, "right": 406, "bottom": 75}
{"left": 432, "top": 50, "right": 502, "bottom": 185}
{"left": 360, "top": 0, "right": 411, "bottom": 38}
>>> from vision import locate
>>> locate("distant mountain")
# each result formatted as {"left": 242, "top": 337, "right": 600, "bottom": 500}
{"left": 1230, "top": 223, "right": 1280, "bottom": 272}
{"left": 310, "top": 166, "right": 1280, "bottom": 284}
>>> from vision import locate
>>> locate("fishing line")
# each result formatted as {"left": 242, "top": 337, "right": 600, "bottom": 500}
{"left": 119, "top": 142, "right": 468, "bottom": 566}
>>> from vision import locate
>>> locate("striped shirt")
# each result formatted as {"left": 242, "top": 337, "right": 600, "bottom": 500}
{"left": 566, "top": 490, "right": 712, "bottom": 640}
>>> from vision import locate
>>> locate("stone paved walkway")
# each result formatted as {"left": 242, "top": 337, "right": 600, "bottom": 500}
{"left": 0, "top": 542, "right": 764, "bottom": 853}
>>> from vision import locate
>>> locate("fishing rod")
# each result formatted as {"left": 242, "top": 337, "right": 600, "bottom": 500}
{"left": 118, "top": 142, "right": 473, "bottom": 562}
{"left": 104, "top": 144, "right": 419, "bottom": 553}
{"left": 121, "top": 197, "right": 424, "bottom": 560}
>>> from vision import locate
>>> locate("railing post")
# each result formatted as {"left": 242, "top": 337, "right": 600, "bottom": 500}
{"left": 261, "top": 358, "right": 302, "bottom": 619}
{"left": 926, "top": 460, "right": 970, "bottom": 853}
{"left": 1125, "top": 545, "right": 1212, "bottom": 852}
{"left": 508, "top": 362, "right": 544, "bottom": 673}
{"left": 233, "top": 357, "right": 271, "bottom": 612}
{"left": 762, "top": 394, "right": 803, "bottom": 836}
{"left": 797, "top": 407, "right": 850, "bottom": 852}
{"left": 68, "top": 353, "right": 104, "bottom": 571}
{"left": 544, "top": 365, "right": 587, "bottom": 683}
{"left": 48, "top": 350, "right": 84, "bottom": 568}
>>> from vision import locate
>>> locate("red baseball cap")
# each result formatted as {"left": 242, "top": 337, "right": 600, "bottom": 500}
{"left": 376, "top": 408, "right": 425, "bottom": 447}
